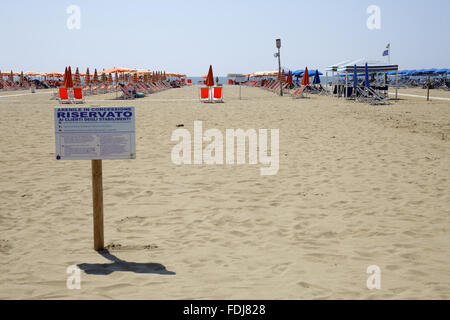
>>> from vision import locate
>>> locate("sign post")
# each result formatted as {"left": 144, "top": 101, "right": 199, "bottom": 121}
{"left": 235, "top": 75, "right": 246, "bottom": 100}
{"left": 54, "top": 106, "right": 136, "bottom": 251}
{"left": 92, "top": 159, "right": 104, "bottom": 250}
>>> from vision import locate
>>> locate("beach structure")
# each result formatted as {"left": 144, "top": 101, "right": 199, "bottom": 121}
{"left": 333, "top": 58, "right": 399, "bottom": 100}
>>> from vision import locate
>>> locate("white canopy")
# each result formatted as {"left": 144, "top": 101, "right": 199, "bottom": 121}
{"left": 336, "top": 58, "right": 398, "bottom": 73}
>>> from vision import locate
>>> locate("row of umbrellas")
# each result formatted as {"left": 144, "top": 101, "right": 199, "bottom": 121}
{"left": 53, "top": 66, "right": 184, "bottom": 88}
{"left": 387, "top": 68, "right": 450, "bottom": 76}
{"left": 1, "top": 68, "right": 186, "bottom": 80}
{"left": 284, "top": 68, "right": 321, "bottom": 86}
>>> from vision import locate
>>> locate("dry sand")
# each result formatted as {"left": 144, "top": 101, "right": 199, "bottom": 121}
{"left": 0, "top": 85, "right": 449, "bottom": 299}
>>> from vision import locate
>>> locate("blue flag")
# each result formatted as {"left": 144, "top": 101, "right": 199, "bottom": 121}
{"left": 383, "top": 43, "right": 390, "bottom": 56}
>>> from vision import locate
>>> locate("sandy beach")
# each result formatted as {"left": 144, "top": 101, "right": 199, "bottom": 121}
{"left": 0, "top": 85, "right": 449, "bottom": 299}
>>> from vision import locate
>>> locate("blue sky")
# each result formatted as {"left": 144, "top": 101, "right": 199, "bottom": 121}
{"left": 0, "top": 0, "right": 448, "bottom": 76}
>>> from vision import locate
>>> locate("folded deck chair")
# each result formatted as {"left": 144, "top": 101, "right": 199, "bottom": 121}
{"left": 200, "top": 87, "right": 211, "bottom": 103}
{"left": 291, "top": 85, "right": 307, "bottom": 99}
{"left": 119, "top": 86, "right": 134, "bottom": 100}
{"left": 212, "top": 87, "right": 223, "bottom": 103}
{"left": 366, "top": 87, "right": 390, "bottom": 105}
{"left": 73, "top": 87, "right": 85, "bottom": 104}
{"left": 58, "top": 88, "right": 72, "bottom": 104}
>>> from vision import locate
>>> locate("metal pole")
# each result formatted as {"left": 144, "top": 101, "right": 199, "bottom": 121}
{"left": 395, "top": 71, "right": 399, "bottom": 100}
{"left": 278, "top": 48, "right": 282, "bottom": 96}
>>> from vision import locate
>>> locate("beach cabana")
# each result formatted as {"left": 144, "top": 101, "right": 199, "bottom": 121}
{"left": 336, "top": 58, "right": 399, "bottom": 99}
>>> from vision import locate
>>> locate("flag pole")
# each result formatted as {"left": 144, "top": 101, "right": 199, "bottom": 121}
{"left": 388, "top": 42, "right": 391, "bottom": 65}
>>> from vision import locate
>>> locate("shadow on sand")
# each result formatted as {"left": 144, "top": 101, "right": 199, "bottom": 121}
{"left": 77, "top": 249, "right": 175, "bottom": 276}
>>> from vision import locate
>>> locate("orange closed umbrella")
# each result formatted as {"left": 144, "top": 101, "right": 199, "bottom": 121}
{"left": 287, "top": 71, "right": 292, "bottom": 86}
{"left": 205, "top": 65, "right": 214, "bottom": 87}
{"left": 301, "top": 67, "right": 309, "bottom": 86}
{"left": 108, "top": 73, "right": 113, "bottom": 85}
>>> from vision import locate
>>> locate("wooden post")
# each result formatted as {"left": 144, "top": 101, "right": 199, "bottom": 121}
{"left": 92, "top": 159, "right": 104, "bottom": 251}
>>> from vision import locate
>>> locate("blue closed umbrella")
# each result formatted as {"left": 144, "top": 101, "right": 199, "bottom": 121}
{"left": 353, "top": 65, "right": 358, "bottom": 88}
{"left": 312, "top": 69, "right": 321, "bottom": 84}
{"left": 365, "top": 63, "right": 369, "bottom": 88}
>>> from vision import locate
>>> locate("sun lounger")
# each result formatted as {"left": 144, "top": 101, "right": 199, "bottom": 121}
{"left": 119, "top": 85, "right": 134, "bottom": 100}
{"left": 291, "top": 85, "right": 307, "bottom": 99}
{"left": 73, "top": 87, "right": 85, "bottom": 104}
{"left": 58, "top": 88, "right": 72, "bottom": 104}
{"left": 212, "top": 87, "right": 223, "bottom": 103}
{"left": 200, "top": 87, "right": 211, "bottom": 103}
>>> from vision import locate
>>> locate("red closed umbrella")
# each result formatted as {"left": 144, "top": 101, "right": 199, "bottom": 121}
{"left": 205, "top": 65, "right": 214, "bottom": 87}
{"left": 287, "top": 71, "right": 292, "bottom": 86}
{"left": 301, "top": 67, "right": 309, "bottom": 86}
{"left": 66, "top": 66, "right": 74, "bottom": 88}
{"left": 63, "top": 67, "right": 68, "bottom": 87}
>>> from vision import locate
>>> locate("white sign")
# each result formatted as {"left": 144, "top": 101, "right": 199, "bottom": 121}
{"left": 54, "top": 106, "right": 136, "bottom": 160}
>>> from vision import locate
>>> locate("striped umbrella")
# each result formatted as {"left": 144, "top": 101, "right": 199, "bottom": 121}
{"left": 101, "top": 72, "right": 107, "bottom": 84}
{"left": 73, "top": 68, "right": 81, "bottom": 86}
{"left": 132, "top": 72, "right": 138, "bottom": 84}
{"left": 85, "top": 68, "right": 91, "bottom": 85}
{"left": 108, "top": 73, "right": 113, "bottom": 85}
{"left": 115, "top": 72, "right": 119, "bottom": 84}
{"left": 93, "top": 69, "right": 99, "bottom": 85}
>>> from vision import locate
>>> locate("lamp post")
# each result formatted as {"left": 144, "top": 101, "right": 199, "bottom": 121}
{"left": 275, "top": 38, "right": 282, "bottom": 96}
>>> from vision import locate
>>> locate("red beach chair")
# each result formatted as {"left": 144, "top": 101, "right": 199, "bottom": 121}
{"left": 73, "top": 87, "right": 85, "bottom": 104}
{"left": 58, "top": 88, "right": 72, "bottom": 104}
{"left": 200, "top": 87, "right": 211, "bottom": 103}
{"left": 213, "top": 87, "right": 223, "bottom": 103}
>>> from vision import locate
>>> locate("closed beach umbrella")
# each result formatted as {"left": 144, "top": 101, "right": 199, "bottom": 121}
{"left": 74, "top": 68, "right": 81, "bottom": 86}
{"left": 66, "top": 67, "right": 74, "bottom": 88}
{"left": 63, "top": 67, "right": 68, "bottom": 87}
{"left": 301, "top": 67, "right": 310, "bottom": 86}
{"left": 313, "top": 69, "right": 321, "bottom": 84}
{"left": 85, "top": 68, "right": 91, "bottom": 85}
{"left": 353, "top": 65, "right": 358, "bottom": 88}
{"left": 205, "top": 65, "right": 214, "bottom": 87}
{"left": 365, "top": 63, "right": 369, "bottom": 88}
{"left": 287, "top": 71, "right": 292, "bottom": 86}
{"left": 108, "top": 73, "right": 113, "bottom": 85}
{"left": 9, "top": 70, "right": 14, "bottom": 83}
{"left": 93, "top": 69, "right": 99, "bottom": 84}
{"left": 20, "top": 71, "right": 24, "bottom": 85}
